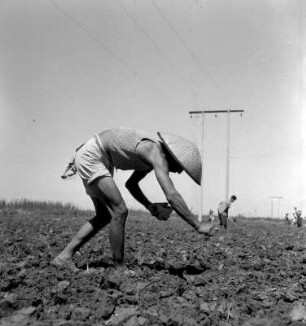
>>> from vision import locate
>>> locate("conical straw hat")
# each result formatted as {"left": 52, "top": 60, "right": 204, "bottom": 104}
{"left": 157, "top": 132, "right": 202, "bottom": 185}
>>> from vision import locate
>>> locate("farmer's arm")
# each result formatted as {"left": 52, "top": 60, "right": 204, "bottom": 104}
{"left": 136, "top": 142, "right": 200, "bottom": 231}
{"left": 125, "top": 170, "right": 152, "bottom": 209}
{"left": 154, "top": 165, "right": 200, "bottom": 230}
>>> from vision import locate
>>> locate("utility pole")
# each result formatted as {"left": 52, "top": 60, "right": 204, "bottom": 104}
{"left": 189, "top": 109, "right": 244, "bottom": 222}
{"left": 268, "top": 196, "right": 283, "bottom": 218}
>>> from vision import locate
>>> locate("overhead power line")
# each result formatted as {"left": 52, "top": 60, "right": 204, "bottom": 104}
{"left": 49, "top": 0, "right": 168, "bottom": 100}
{"left": 149, "top": 0, "right": 227, "bottom": 103}
{"left": 116, "top": 0, "right": 199, "bottom": 101}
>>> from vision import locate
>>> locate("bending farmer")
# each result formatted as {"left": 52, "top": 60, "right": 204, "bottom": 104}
{"left": 53, "top": 127, "right": 213, "bottom": 272}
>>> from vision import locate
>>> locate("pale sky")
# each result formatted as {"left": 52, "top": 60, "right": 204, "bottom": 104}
{"left": 0, "top": 0, "right": 305, "bottom": 217}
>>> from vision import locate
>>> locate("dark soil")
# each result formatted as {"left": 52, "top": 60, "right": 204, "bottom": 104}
{"left": 0, "top": 208, "right": 306, "bottom": 325}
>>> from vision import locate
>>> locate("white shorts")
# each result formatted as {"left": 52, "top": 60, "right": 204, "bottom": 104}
{"left": 74, "top": 136, "right": 114, "bottom": 198}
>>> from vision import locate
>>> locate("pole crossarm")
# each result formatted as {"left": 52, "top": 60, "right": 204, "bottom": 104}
{"left": 189, "top": 110, "right": 244, "bottom": 115}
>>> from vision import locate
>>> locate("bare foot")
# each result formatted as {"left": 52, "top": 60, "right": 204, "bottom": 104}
{"left": 52, "top": 256, "right": 80, "bottom": 273}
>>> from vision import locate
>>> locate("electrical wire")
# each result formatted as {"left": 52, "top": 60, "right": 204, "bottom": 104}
{"left": 49, "top": 0, "right": 168, "bottom": 101}
{"left": 149, "top": 0, "right": 228, "bottom": 104}
{"left": 116, "top": 0, "right": 200, "bottom": 101}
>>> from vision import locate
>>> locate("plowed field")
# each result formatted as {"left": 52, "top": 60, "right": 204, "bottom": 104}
{"left": 0, "top": 207, "right": 305, "bottom": 326}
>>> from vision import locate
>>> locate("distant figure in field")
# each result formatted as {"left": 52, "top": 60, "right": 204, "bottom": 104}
{"left": 292, "top": 207, "right": 298, "bottom": 226}
{"left": 53, "top": 127, "right": 214, "bottom": 273}
{"left": 293, "top": 207, "right": 303, "bottom": 227}
{"left": 284, "top": 213, "right": 290, "bottom": 225}
{"left": 217, "top": 195, "right": 237, "bottom": 229}
{"left": 297, "top": 212, "right": 303, "bottom": 227}
{"left": 208, "top": 209, "right": 215, "bottom": 223}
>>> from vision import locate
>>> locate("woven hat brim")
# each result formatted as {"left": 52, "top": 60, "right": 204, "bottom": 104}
{"left": 157, "top": 132, "right": 201, "bottom": 185}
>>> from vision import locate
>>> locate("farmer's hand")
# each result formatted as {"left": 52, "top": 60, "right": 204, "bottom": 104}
{"left": 148, "top": 202, "right": 173, "bottom": 220}
{"left": 197, "top": 222, "right": 216, "bottom": 235}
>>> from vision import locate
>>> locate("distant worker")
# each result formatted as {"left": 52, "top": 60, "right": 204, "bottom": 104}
{"left": 297, "top": 211, "right": 303, "bottom": 227}
{"left": 53, "top": 127, "right": 215, "bottom": 273}
{"left": 292, "top": 207, "right": 301, "bottom": 227}
{"left": 209, "top": 209, "right": 215, "bottom": 223}
{"left": 292, "top": 208, "right": 297, "bottom": 226}
{"left": 293, "top": 207, "right": 303, "bottom": 228}
{"left": 217, "top": 195, "right": 237, "bottom": 229}
{"left": 284, "top": 213, "right": 290, "bottom": 225}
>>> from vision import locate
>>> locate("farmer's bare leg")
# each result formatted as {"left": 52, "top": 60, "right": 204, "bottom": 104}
{"left": 94, "top": 176, "right": 128, "bottom": 271}
{"left": 55, "top": 198, "right": 111, "bottom": 263}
